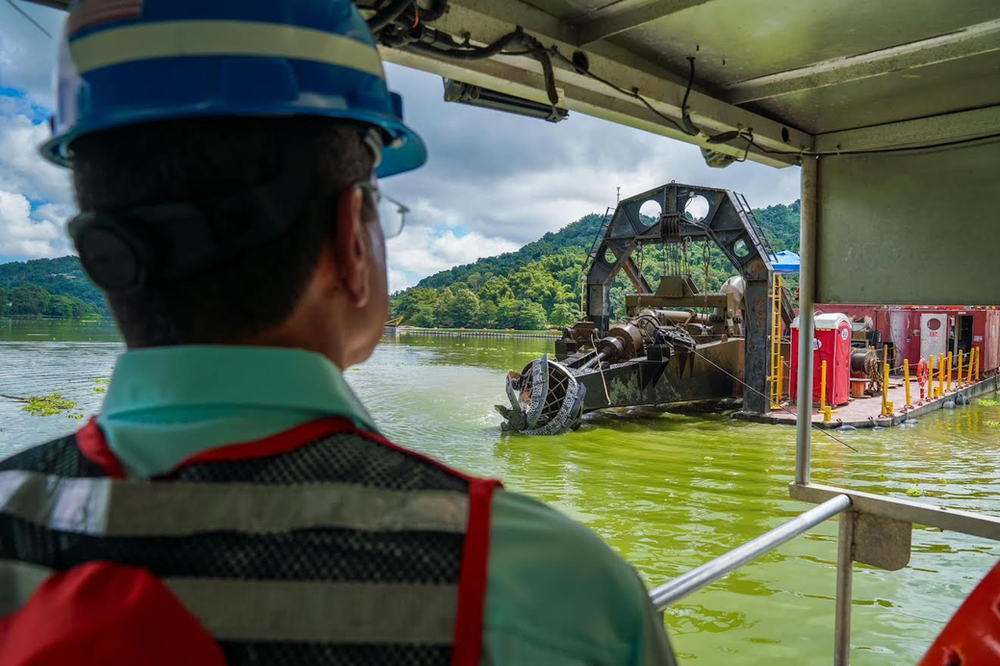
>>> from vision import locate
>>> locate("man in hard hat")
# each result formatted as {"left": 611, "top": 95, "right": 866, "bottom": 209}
{"left": 0, "top": 2, "right": 676, "bottom": 664}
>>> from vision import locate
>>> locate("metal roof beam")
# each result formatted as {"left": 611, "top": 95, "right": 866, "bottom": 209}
{"left": 813, "top": 105, "right": 1000, "bottom": 153}
{"left": 723, "top": 18, "right": 1000, "bottom": 104}
{"left": 22, "top": 0, "right": 68, "bottom": 9}
{"left": 572, "top": 0, "right": 714, "bottom": 46}
{"left": 382, "top": 0, "right": 813, "bottom": 167}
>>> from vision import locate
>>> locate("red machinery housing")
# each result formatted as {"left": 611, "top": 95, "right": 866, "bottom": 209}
{"left": 817, "top": 305, "right": 1000, "bottom": 374}
{"left": 790, "top": 314, "right": 852, "bottom": 407}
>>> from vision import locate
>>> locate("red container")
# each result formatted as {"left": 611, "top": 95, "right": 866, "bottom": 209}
{"left": 974, "top": 309, "right": 1000, "bottom": 374}
{"left": 790, "top": 313, "right": 852, "bottom": 407}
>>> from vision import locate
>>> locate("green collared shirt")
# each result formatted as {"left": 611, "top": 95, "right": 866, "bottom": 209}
{"left": 98, "top": 346, "right": 675, "bottom": 665}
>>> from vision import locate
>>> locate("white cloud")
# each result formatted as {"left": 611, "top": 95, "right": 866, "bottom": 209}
{"left": 0, "top": 112, "right": 73, "bottom": 205}
{"left": 386, "top": 226, "right": 520, "bottom": 286}
{"left": 0, "top": 3, "right": 65, "bottom": 106}
{"left": 387, "top": 268, "right": 412, "bottom": 293}
{"left": 0, "top": 107, "right": 75, "bottom": 258}
{"left": 0, "top": 188, "right": 72, "bottom": 257}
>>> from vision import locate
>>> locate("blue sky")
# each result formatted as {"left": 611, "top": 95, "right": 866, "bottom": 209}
{"left": 0, "top": 2, "right": 799, "bottom": 291}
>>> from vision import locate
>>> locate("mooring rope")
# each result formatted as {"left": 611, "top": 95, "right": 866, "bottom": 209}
{"left": 688, "top": 348, "right": 860, "bottom": 452}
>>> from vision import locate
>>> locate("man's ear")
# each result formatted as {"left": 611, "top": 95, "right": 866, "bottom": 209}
{"left": 334, "top": 184, "right": 370, "bottom": 308}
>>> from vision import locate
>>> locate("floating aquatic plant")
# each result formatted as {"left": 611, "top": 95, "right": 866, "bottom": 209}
{"left": 22, "top": 394, "right": 77, "bottom": 417}
{"left": 984, "top": 420, "right": 1000, "bottom": 428}
{"left": 94, "top": 378, "right": 109, "bottom": 394}
{"left": 980, "top": 399, "right": 1000, "bottom": 407}
{"left": 906, "top": 486, "right": 924, "bottom": 498}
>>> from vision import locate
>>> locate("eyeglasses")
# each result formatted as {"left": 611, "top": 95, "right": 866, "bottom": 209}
{"left": 356, "top": 181, "right": 409, "bottom": 239}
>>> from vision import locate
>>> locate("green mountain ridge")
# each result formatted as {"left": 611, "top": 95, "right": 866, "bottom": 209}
{"left": 392, "top": 200, "right": 801, "bottom": 329}
{"left": 0, "top": 256, "right": 109, "bottom": 318}
{"left": 0, "top": 200, "right": 799, "bottom": 325}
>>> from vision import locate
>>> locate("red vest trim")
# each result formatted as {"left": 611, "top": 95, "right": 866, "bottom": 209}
{"left": 175, "top": 416, "right": 361, "bottom": 468}
{"left": 452, "top": 477, "right": 501, "bottom": 666}
{"left": 76, "top": 418, "right": 126, "bottom": 479}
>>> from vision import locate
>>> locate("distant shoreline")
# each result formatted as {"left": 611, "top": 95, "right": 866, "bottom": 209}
{"left": 0, "top": 315, "right": 105, "bottom": 322}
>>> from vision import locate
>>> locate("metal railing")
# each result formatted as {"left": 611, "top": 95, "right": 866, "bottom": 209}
{"left": 649, "top": 158, "right": 1000, "bottom": 665}
{"left": 649, "top": 494, "right": 851, "bottom": 609}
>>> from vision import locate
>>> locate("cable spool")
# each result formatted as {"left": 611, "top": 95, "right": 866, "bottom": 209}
{"left": 608, "top": 323, "right": 644, "bottom": 360}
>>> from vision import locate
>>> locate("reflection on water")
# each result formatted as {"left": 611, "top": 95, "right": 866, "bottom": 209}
{"left": 2, "top": 320, "right": 999, "bottom": 665}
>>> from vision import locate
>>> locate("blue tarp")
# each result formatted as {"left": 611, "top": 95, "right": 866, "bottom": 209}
{"left": 770, "top": 251, "right": 800, "bottom": 274}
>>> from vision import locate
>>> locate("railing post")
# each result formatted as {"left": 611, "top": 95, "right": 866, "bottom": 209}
{"left": 929, "top": 355, "right": 935, "bottom": 400}
{"left": 904, "top": 359, "right": 912, "bottom": 408}
{"left": 947, "top": 351, "right": 953, "bottom": 392}
{"left": 880, "top": 361, "right": 889, "bottom": 417}
{"left": 777, "top": 355, "right": 784, "bottom": 409}
{"left": 820, "top": 360, "right": 828, "bottom": 412}
{"left": 796, "top": 156, "right": 818, "bottom": 486}
{"left": 834, "top": 511, "right": 854, "bottom": 666}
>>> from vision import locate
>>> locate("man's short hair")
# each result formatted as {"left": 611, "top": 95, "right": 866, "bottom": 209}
{"left": 72, "top": 117, "right": 375, "bottom": 347}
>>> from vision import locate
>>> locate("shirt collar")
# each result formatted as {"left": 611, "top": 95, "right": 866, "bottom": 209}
{"left": 97, "top": 346, "right": 377, "bottom": 477}
{"left": 102, "top": 345, "right": 376, "bottom": 429}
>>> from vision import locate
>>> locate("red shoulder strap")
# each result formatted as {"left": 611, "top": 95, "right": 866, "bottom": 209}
{"left": 451, "top": 478, "right": 502, "bottom": 666}
{"left": 0, "top": 561, "right": 225, "bottom": 666}
{"left": 76, "top": 419, "right": 126, "bottom": 479}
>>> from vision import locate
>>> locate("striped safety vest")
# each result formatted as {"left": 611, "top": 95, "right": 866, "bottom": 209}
{"left": 0, "top": 417, "right": 500, "bottom": 665}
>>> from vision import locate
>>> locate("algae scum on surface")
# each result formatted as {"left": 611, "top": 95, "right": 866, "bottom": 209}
{"left": 18, "top": 394, "right": 84, "bottom": 420}
{"left": 22, "top": 393, "right": 76, "bottom": 417}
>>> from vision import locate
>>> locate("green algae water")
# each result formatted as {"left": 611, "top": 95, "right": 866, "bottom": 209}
{"left": 2, "top": 320, "right": 999, "bottom": 665}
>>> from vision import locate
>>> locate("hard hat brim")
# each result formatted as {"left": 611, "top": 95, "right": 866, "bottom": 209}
{"left": 41, "top": 105, "right": 427, "bottom": 179}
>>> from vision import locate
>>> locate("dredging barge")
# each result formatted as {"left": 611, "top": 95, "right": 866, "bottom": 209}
{"left": 497, "top": 182, "right": 794, "bottom": 434}
{"left": 497, "top": 183, "right": 1000, "bottom": 435}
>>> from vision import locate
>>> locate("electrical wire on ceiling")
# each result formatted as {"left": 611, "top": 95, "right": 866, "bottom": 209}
{"left": 367, "top": 0, "right": 1000, "bottom": 161}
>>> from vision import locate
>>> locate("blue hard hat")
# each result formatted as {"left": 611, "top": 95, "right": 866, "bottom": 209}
{"left": 42, "top": 0, "right": 426, "bottom": 178}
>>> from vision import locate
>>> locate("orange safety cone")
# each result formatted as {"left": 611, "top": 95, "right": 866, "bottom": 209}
{"left": 920, "top": 560, "right": 1000, "bottom": 665}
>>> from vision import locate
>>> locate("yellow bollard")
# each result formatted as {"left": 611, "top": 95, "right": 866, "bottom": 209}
{"left": 881, "top": 361, "right": 890, "bottom": 416}
{"left": 929, "top": 355, "right": 934, "bottom": 400}
{"left": 904, "top": 359, "right": 912, "bottom": 408}
{"left": 968, "top": 348, "right": 975, "bottom": 384}
{"left": 823, "top": 406, "right": 832, "bottom": 423}
{"left": 958, "top": 350, "right": 964, "bottom": 388}
{"left": 820, "top": 360, "right": 827, "bottom": 411}
{"left": 947, "top": 352, "right": 953, "bottom": 392}
{"left": 976, "top": 346, "right": 981, "bottom": 381}
{"left": 938, "top": 355, "right": 945, "bottom": 398}
{"left": 887, "top": 401, "right": 894, "bottom": 414}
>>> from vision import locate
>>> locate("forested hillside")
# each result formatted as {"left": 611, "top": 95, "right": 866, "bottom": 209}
{"left": 391, "top": 200, "right": 800, "bottom": 329}
{"left": 0, "top": 200, "right": 799, "bottom": 325}
{"left": 0, "top": 256, "right": 108, "bottom": 318}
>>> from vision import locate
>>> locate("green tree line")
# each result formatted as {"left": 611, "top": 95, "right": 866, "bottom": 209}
{"left": 0, "top": 256, "right": 110, "bottom": 317}
{"left": 392, "top": 251, "right": 585, "bottom": 330}
{"left": 390, "top": 200, "right": 801, "bottom": 329}
{"left": 0, "top": 284, "right": 100, "bottom": 318}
